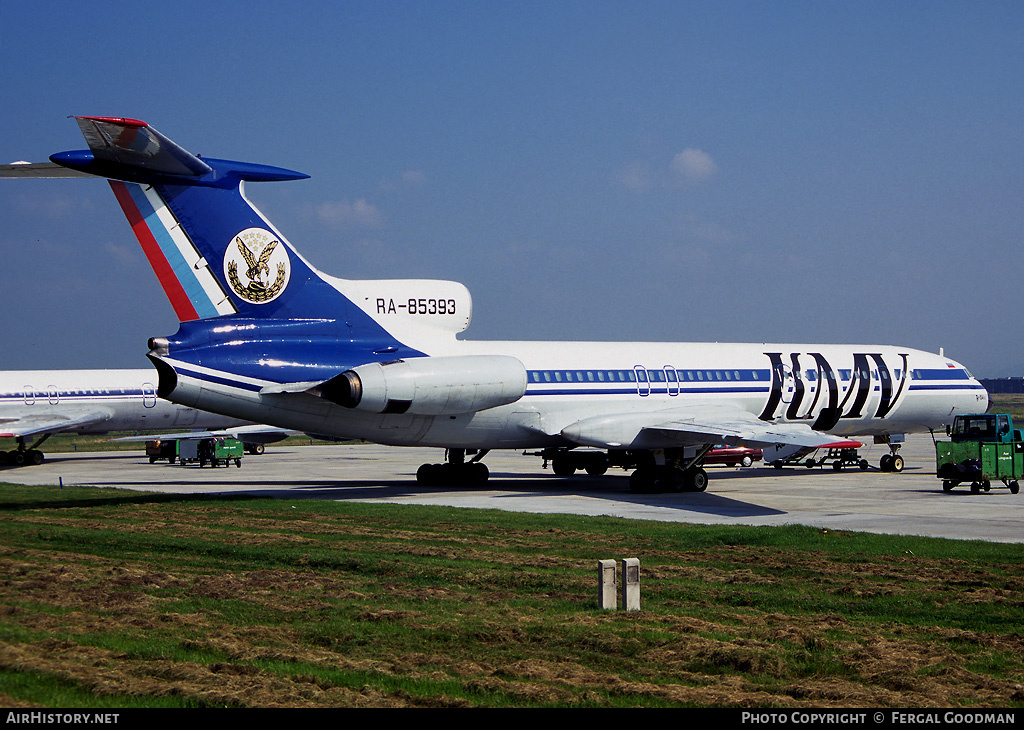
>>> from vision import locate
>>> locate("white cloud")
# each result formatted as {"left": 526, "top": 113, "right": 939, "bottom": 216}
{"left": 400, "top": 169, "right": 426, "bottom": 187}
{"left": 671, "top": 148, "right": 718, "bottom": 184}
{"left": 379, "top": 169, "right": 427, "bottom": 192}
{"left": 316, "top": 198, "right": 384, "bottom": 229}
{"left": 618, "top": 161, "right": 652, "bottom": 190}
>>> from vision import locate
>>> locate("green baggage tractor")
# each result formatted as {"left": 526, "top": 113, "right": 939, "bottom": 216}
{"left": 178, "top": 437, "right": 243, "bottom": 468}
{"left": 935, "top": 414, "right": 1022, "bottom": 494}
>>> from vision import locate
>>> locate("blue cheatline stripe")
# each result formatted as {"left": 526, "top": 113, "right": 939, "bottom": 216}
{"left": 526, "top": 384, "right": 983, "bottom": 397}
{"left": 176, "top": 366, "right": 264, "bottom": 393}
{"left": 0, "top": 395, "right": 146, "bottom": 404}
{"left": 909, "top": 384, "right": 987, "bottom": 392}
{"left": 125, "top": 184, "right": 221, "bottom": 319}
{"left": 525, "top": 386, "right": 770, "bottom": 397}
{"left": 912, "top": 368, "right": 971, "bottom": 380}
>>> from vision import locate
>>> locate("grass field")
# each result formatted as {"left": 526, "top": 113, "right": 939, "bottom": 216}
{"left": 991, "top": 394, "right": 1024, "bottom": 421}
{"left": 1, "top": 484, "right": 1023, "bottom": 708}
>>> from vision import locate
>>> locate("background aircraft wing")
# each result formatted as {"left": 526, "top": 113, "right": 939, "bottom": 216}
{"left": 0, "top": 161, "right": 96, "bottom": 178}
{"left": 0, "top": 409, "right": 113, "bottom": 438}
{"left": 559, "top": 404, "right": 857, "bottom": 450}
{"left": 111, "top": 424, "right": 295, "bottom": 444}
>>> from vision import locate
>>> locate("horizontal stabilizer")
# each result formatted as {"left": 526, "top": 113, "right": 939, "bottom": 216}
{"left": 70, "top": 116, "right": 213, "bottom": 177}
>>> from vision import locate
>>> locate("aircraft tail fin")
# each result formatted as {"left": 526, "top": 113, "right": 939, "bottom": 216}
{"left": 42, "top": 116, "right": 368, "bottom": 325}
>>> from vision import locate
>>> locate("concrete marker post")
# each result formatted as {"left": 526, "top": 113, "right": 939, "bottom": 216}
{"left": 621, "top": 558, "right": 640, "bottom": 612}
{"left": 598, "top": 559, "right": 617, "bottom": 610}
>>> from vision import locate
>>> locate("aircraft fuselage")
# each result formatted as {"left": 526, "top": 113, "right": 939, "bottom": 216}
{"left": 155, "top": 340, "right": 986, "bottom": 450}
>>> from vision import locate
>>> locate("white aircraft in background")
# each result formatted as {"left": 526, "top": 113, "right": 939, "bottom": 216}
{"left": 0, "top": 117, "right": 990, "bottom": 491}
{"left": 0, "top": 368, "right": 285, "bottom": 466}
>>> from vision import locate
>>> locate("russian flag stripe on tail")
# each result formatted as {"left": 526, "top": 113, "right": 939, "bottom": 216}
{"left": 109, "top": 180, "right": 236, "bottom": 322}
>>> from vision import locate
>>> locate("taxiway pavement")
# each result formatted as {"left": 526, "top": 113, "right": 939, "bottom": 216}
{"left": 2, "top": 434, "right": 1022, "bottom": 543}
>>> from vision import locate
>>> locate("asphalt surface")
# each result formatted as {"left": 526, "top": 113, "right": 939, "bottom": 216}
{"left": 3, "top": 434, "right": 1022, "bottom": 543}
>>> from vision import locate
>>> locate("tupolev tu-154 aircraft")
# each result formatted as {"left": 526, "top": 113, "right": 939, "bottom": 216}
{"left": 0, "top": 117, "right": 990, "bottom": 492}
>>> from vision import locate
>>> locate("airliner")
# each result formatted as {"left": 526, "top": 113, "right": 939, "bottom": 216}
{"left": 0, "top": 117, "right": 990, "bottom": 491}
{"left": 0, "top": 368, "right": 283, "bottom": 466}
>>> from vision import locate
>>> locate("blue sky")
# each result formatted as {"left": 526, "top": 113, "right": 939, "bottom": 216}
{"left": 1, "top": 1, "right": 1021, "bottom": 376}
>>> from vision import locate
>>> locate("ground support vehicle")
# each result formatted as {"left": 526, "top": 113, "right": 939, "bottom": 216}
{"left": 935, "top": 414, "right": 1022, "bottom": 494}
{"left": 814, "top": 447, "right": 870, "bottom": 471}
{"left": 768, "top": 441, "right": 867, "bottom": 471}
{"left": 177, "top": 437, "right": 243, "bottom": 468}
{"left": 146, "top": 439, "right": 179, "bottom": 464}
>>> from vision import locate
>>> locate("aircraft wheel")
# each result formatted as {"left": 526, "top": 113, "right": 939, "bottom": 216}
{"left": 880, "top": 454, "right": 893, "bottom": 472}
{"left": 417, "top": 463, "right": 442, "bottom": 485}
{"left": 629, "top": 468, "right": 655, "bottom": 493}
{"left": 689, "top": 468, "right": 708, "bottom": 492}
{"left": 467, "top": 462, "right": 489, "bottom": 486}
{"left": 246, "top": 444, "right": 265, "bottom": 455}
{"left": 552, "top": 457, "right": 576, "bottom": 477}
{"left": 891, "top": 455, "right": 904, "bottom": 473}
{"left": 12, "top": 451, "right": 26, "bottom": 467}
{"left": 0, "top": 451, "right": 7, "bottom": 466}
{"left": 28, "top": 450, "right": 43, "bottom": 466}
{"left": 657, "top": 467, "right": 685, "bottom": 493}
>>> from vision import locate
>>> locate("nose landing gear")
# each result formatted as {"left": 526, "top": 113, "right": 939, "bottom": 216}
{"left": 876, "top": 435, "right": 906, "bottom": 472}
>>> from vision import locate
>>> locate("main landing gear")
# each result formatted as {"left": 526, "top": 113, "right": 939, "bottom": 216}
{"left": 0, "top": 436, "right": 50, "bottom": 467}
{"left": 531, "top": 446, "right": 714, "bottom": 494}
{"left": 416, "top": 448, "right": 490, "bottom": 486}
{"left": 628, "top": 446, "right": 713, "bottom": 494}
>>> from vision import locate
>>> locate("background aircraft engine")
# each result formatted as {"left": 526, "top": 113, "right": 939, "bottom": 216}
{"left": 321, "top": 355, "right": 527, "bottom": 415}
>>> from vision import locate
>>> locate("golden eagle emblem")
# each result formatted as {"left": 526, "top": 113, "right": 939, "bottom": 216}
{"left": 224, "top": 228, "right": 290, "bottom": 304}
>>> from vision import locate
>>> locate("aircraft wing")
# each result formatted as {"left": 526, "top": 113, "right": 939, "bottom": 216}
{"left": 0, "top": 409, "right": 113, "bottom": 438}
{"left": 559, "top": 404, "right": 857, "bottom": 451}
{"left": 110, "top": 424, "right": 295, "bottom": 444}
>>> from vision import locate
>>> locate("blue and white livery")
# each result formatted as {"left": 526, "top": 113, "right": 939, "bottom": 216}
{"left": 0, "top": 117, "right": 990, "bottom": 491}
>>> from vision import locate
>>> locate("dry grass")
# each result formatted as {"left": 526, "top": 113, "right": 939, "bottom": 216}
{"left": 1, "top": 488, "right": 1023, "bottom": 707}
